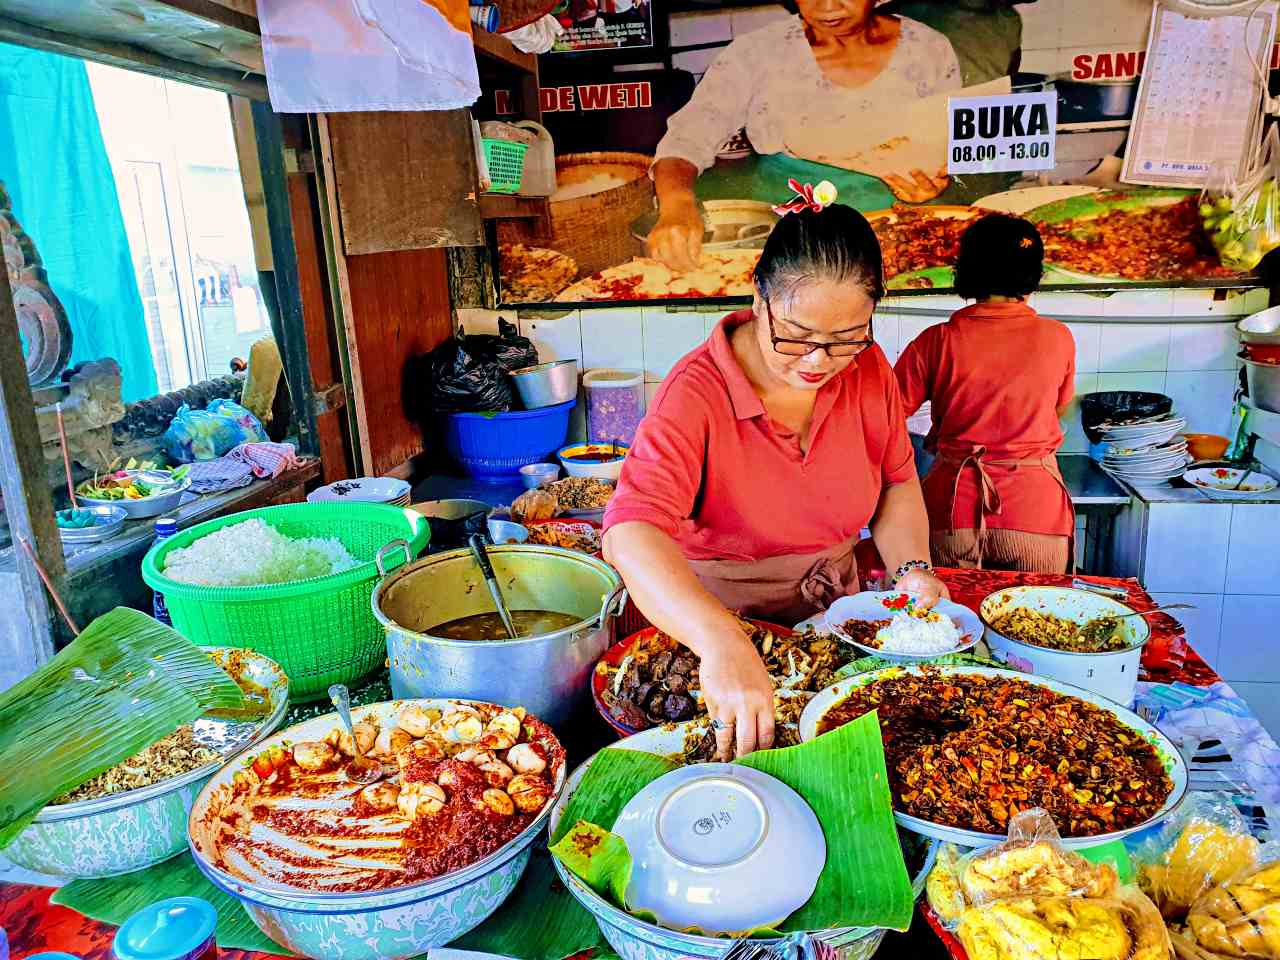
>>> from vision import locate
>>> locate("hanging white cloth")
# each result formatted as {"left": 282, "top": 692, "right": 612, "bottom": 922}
{"left": 258, "top": 0, "right": 480, "bottom": 113}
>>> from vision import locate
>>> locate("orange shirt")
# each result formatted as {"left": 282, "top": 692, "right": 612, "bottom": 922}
{"left": 604, "top": 311, "right": 917, "bottom": 562}
{"left": 894, "top": 301, "right": 1075, "bottom": 536}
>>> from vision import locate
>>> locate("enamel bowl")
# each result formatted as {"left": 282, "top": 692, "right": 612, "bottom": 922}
{"left": 5, "top": 647, "right": 288, "bottom": 879}
{"left": 549, "top": 723, "right": 937, "bottom": 960}
{"left": 186, "top": 698, "right": 566, "bottom": 960}
{"left": 614, "top": 763, "right": 825, "bottom": 935}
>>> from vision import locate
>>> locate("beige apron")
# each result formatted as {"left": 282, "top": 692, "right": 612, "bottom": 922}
{"left": 687, "top": 539, "right": 858, "bottom": 625}
{"left": 939, "top": 445, "right": 1076, "bottom": 573}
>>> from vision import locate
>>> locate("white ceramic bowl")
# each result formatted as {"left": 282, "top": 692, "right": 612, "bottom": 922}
{"left": 549, "top": 724, "right": 938, "bottom": 960}
{"left": 979, "top": 586, "right": 1149, "bottom": 705}
{"left": 823, "top": 592, "right": 982, "bottom": 662}
{"left": 558, "top": 443, "right": 628, "bottom": 481}
{"left": 613, "top": 764, "right": 825, "bottom": 935}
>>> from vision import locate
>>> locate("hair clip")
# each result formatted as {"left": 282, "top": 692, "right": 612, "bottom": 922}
{"left": 1019, "top": 236, "right": 1035, "bottom": 248}
{"left": 772, "top": 178, "right": 837, "bottom": 216}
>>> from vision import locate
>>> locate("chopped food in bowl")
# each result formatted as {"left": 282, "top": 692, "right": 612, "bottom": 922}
{"left": 593, "top": 617, "right": 853, "bottom": 734}
{"left": 801, "top": 667, "right": 1183, "bottom": 843}
{"left": 988, "top": 607, "right": 1130, "bottom": 653}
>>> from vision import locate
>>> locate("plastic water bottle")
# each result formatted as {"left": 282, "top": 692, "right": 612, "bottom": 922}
{"left": 152, "top": 517, "right": 178, "bottom": 626}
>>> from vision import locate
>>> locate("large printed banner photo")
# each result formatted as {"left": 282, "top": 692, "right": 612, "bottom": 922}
{"left": 489, "top": 0, "right": 1259, "bottom": 306}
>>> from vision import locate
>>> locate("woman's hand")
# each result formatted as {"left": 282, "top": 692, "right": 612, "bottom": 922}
{"left": 646, "top": 196, "right": 704, "bottom": 272}
{"left": 882, "top": 169, "right": 950, "bottom": 203}
{"left": 897, "top": 568, "right": 951, "bottom": 609}
{"left": 698, "top": 638, "right": 775, "bottom": 760}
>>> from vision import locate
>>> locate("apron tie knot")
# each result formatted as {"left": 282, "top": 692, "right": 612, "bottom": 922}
{"left": 800, "top": 555, "right": 844, "bottom": 611}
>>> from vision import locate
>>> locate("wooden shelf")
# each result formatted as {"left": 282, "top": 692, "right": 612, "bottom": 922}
{"left": 473, "top": 29, "right": 536, "bottom": 75}
{"left": 478, "top": 193, "right": 549, "bottom": 220}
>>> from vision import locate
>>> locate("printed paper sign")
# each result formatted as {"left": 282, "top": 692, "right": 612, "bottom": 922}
{"left": 947, "top": 91, "right": 1057, "bottom": 175}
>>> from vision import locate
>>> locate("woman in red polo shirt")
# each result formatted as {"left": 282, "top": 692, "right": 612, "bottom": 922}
{"left": 603, "top": 201, "right": 946, "bottom": 760}
{"left": 894, "top": 213, "right": 1075, "bottom": 573}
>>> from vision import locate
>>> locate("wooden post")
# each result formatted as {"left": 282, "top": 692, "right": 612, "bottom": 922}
{"left": 0, "top": 260, "right": 59, "bottom": 674}
{"left": 250, "top": 100, "right": 321, "bottom": 458}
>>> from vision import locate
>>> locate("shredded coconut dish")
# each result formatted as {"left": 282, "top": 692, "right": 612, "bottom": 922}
{"left": 55, "top": 726, "right": 220, "bottom": 803}
{"left": 162, "top": 518, "right": 358, "bottom": 586}
{"left": 869, "top": 608, "right": 963, "bottom": 655}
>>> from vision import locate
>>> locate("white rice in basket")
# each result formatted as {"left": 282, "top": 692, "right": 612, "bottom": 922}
{"left": 875, "top": 609, "right": 962, "bottom": 655}
{"left": 162, "top": 518, "right": 358, "bottom": 587}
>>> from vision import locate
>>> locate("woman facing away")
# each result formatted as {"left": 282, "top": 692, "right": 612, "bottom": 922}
{"left": 894, "top": 213, "right": 1077, "bottom": 572}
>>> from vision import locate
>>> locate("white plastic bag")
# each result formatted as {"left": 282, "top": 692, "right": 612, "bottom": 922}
{"left": 258, "top": 0, "right": 480, "bottom": 113}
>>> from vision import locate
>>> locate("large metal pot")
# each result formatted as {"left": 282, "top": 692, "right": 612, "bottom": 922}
{"left": 372, "top": 544, "right": 626, "bottom": 731}
{"left": 1244, "top": 358, "right": 1280, "bottom": 414}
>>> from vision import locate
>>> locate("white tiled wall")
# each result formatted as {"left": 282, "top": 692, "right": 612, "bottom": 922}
{"left": 490, "top": 287, "right": 1264, "bottom": 445}
{"left": 1118, "top": 498, "right": 1280, "bottom": 731}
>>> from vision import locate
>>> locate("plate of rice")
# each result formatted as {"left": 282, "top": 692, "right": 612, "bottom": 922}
{"left": 823, "top": 592, "right": 982, "bottom": 662}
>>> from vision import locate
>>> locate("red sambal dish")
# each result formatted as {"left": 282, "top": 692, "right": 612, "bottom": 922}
{"left": 816, "top": 670, "right": 1172, "bottom": 838}
{"left": 194, "top": 701, "right": 563, "bottom": 892}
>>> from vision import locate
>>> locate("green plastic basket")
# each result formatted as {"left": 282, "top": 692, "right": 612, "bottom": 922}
{"left": 140, "top": 502, "right": 429, "bottom": 701}
{"left": 482, "top": 137, "right": 528, "bottom": 194}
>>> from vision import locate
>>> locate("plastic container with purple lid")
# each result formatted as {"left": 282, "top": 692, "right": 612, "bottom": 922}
{"left": 584, "top": 369, "right": 643, "bottom": 446}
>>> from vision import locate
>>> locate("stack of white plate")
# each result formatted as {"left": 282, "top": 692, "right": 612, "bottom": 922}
{"left": 1095, "top": 414, "right": 1190, "bottom": 485}
{"left": 306, "top": 477, "right": 412, "bottom": 506}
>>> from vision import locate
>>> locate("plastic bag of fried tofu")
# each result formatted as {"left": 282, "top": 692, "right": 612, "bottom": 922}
{"left": 1173, "top": 858, "right": 1280, "bottom": 959}
{"left": 926, "top": 809, "right": 1172, "bottom": 960}
{"left": 1136, "top": 792, "right": 1261, "bottom": 924}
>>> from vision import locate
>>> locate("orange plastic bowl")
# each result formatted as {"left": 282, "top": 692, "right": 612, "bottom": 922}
{"left": 1181, "top": 433, "right": 1230, "bottom": 461}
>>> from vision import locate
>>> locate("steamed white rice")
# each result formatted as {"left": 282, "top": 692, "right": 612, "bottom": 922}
{"left": 875, "top": 609, "right": 962, "bottom": 655}
{"left": 162, "top": 518, "right": 358, "bottom": 587}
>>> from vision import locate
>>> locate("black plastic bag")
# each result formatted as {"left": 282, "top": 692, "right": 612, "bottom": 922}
{"left": 412, "top": 318, "right": 538, "bottom": 416}
{"left": 425, "top": 509, "right": 491, "bottom": 554}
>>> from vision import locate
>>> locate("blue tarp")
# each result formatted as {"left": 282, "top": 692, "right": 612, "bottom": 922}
{"left": 0, "top": 44, "right": 157, "bottom": 401}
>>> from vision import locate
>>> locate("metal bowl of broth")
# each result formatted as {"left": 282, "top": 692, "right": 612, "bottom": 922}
{"left": 372, "top": 544, "right": 627, "bottom": 732}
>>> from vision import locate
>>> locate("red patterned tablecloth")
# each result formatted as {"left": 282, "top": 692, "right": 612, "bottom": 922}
{"left": 0, "top": 883, "right": 277, "bottom": 959}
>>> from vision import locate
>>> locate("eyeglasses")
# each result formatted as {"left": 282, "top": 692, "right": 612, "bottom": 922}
{"left": 765, "top": 299, "right": 874, "bottom": 358}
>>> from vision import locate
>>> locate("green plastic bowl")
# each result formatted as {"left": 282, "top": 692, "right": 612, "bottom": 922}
{"left": 141, "top": 502, "right": 429, "bottom": 701}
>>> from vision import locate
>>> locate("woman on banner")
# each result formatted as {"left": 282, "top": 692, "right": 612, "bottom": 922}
{"left": 647, "top": 0, "right": 962, "bottom": 271}
{"left": 603, "top": 186, "right": 947, "bottom": 760}
{"left": 894, "top": 214, "right": 1076, "bottom": 572}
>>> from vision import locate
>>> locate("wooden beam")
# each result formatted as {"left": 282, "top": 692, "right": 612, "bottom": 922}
{"left": 251, "top": 101, "right": 321, "bottom": 457}
{"left": 0, "top": 12, "right": 268, "bottom": 100}
{"left": 156, "top": 0, "right": 261, "bottom": 35}
{"left": 0, "top": 256, "right": 58, "bottom": 672}
{"left": 472, "top": 29, "right": 537, "bottom": 75}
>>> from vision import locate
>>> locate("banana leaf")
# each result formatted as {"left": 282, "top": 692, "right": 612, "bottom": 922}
{"left": 550, "top": 713, "right": 914, "bottom": 933}
{"left": 0, "top": 608, "right": 246, "bottom": 847}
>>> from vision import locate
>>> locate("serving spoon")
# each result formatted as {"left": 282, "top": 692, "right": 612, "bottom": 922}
{"left": 328, "top": 683, "right": 383, "bottom": 784}
{"left": 1078, "top": 603, "right": 1195, "bottom": 648}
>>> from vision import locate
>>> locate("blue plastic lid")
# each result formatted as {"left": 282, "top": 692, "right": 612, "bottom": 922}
{"left": 154, "top": 517, "right": 178, "bottom": 536}
{"left": 112, "top": 897, "right": 216, "bottom": 960}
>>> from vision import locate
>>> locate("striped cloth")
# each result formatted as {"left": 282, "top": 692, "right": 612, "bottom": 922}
{"left": 228, "top": 441, "right": 301, "bottom": 479}
{"left": 185, "top": 457, "right": 254, "bottom": 493}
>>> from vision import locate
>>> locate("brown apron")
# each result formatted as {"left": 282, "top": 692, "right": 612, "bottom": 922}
{"left": 939, "top": 444, "right": 1075, "bottom": 573}
{"left": 687, "top": 540, "right": 858, "bottom": 625}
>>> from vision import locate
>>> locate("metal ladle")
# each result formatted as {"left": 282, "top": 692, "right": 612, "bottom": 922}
{"left": 328, "top": 683, "right": 383, "bottom": 784}
{"left": 468, "top": 533, "right": 519, "bottom": 640}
